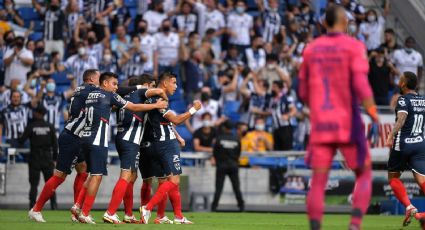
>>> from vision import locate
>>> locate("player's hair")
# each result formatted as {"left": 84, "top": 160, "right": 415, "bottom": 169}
{"left": 82, "top": 69, "right": 99, "bottom": 82}
{"left": 99, "top": 72, "right": 118, "bottom": 84}
{"left": 140, "top": 73, "right": 154, "bottom": 85}
{"left": 403, "top": 71, "right": 417, "bottom": 90}
{"left": 324, "top": 5, "right": 344, "bottom": 28}
{"left": 158, "top": 72, "right": 176, "bottom": 84}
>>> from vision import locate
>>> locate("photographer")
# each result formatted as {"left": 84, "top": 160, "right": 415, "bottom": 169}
{"left": 3, "top": 36, "right": 34, "bottom": 87}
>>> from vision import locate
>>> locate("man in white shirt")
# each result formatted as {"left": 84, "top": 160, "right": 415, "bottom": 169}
{"left": 64, "top": 42, "right": 98, "bottom": 85}
{"left": 3, "top": 37, "right": 34, "bottom": 86}
{"left": 226, "top": 0, "right": 253, "bottom": 51}
{"left": 143, "top": 0, "right": 167, "bottom": 34}
{"left": 138, "top": 19, "right": 158, "bottom": 76}
{"left": 155, "top": 19, "right": 180, "bottom": 74}
{"left": 392, "top": 37, "right": 423, "bottom": 83}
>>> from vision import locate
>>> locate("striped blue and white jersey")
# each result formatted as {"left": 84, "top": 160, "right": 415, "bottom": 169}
{"left": 146, "top": 96, "right": 176, "bottom": 142}
{"left": 64, "top": 84, "right": 98, "bottom": 136}
{"left": 80, "top": 89, "right": 128, "bottom": 147}
{"left": 116, "top": 88, "right": 148, "bottom": 145}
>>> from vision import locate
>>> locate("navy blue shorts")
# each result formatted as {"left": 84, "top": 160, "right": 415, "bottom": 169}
{"left": 81, "top": 138, "right": 108, "bottom": 176}
{"left": 388, "top": 141, "right": 425, "bottom": 175}
{"left": 55, "top": 130, "right": 85, "bottom": 174}
{"left": 116, "top": 138, "right": 140, "bottom": 171}
{"left": 152, "top": 139, "right": 182, "bottom": 176}
{"left": 139, "top": 141, "right": 164, "bottom": 179}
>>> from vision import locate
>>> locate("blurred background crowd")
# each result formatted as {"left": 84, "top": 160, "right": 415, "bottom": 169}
{"left": 0, "top": 0, "right": 422, "bottom": 166}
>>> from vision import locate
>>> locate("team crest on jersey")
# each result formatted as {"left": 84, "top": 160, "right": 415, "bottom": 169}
{"left": 399, "top": 98, "right": 406, "bottom": 107}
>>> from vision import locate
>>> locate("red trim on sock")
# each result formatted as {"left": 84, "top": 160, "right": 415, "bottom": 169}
{"left": 124, "top": 181, "right": 134, "bottom": 216}
{"left": 82, "top": 195, "right": 96, "bottom": 216}
{"left": 33, "top": 175, "right": 64, "bottom": 212}
{"left": 107, "top": 178, "right": 129, "bottom": 215}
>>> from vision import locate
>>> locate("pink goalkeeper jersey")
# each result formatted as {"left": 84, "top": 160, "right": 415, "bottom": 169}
{"left": 299, "top": 33, "right": 372, "bottom": 144}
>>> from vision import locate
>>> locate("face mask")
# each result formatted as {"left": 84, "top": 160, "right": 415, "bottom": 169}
{"left": 78, "top": 47, "right": 86, "bottom": 56}
{"left": 255, "top": 124, "right": 265, "bottom": 131}
{"left": 50, "top": 5, "right": 59, "bottom": 11}
{"left": 368, "top": 15, "right": 376, "bottom": 22}
{"left": 30, "top": 79, "right": 37, "bottom": 88}
{"left": 104, "top": 54, "right": 112, "bottom": 62}
{"left": 236, "top": 6, "right": 245, "bottom": 14}
{"left": 139, "top": 27, "right": 146, "bottom": 34}
{"left": 46, "top": 82, "right": 56, "bottom": 92}
{"left": 88, "top": 37, "right": 96, "bottom": 45}
{"left": 201, "top": 92, "right": 210, "bottom": 101}
{"left": 35, "top": 47, "right": 44, "bottom": 54}
{"left": 348, "top": 24, "right": 357, "bottom": 34}
{"left": 162, "top": 26, "right": 170, "bottom": 32}
{"left": 16, "top": 85, "right": 23, "bottom": 92}
{"left": 202, "top": 120, "right": 213, "bottom": 127}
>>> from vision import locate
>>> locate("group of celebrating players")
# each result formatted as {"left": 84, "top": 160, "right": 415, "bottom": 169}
{"left": 27, "top": 69, "right": 200, "bottom": 224}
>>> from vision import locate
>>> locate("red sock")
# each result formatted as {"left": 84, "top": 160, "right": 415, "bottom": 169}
{"left": 156, "top": 181, "right": 167, "bottom": 218}
{"left": 107, "top": 178, "right": 129, "bottom": 215}
{"left": 81, "top": 195, "right": 95, "bottom": 216}
{"left": 141, "top": 181, "right": 151, "bottom": 206}
{"left": 33, "top": 175, "right": 65, "bottom": 212}
{"left": 306, "top": 171, "right": 329, "bottom": 229}
{"left": 351, "top": 169, "right": 372, "bottom": 227}
{"left": 146, "top": 181, "right": 176, "bottom": 211}
{"left": 73, "top": 172, "right": 88, "bottom": 203}
{"left": 168, "top": 184, "right": 183, "bottom": 219}
{"left": 389, "top": 178, "right": 411, "bottom": 207}
{"left": 124, "top": 181, "right": 134, "bottom": 216}
{"left": 75, "top": 186, "right": 87, "bottom": 207}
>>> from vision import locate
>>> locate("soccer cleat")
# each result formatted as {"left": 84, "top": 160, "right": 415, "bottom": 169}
{"left": 103, "top": 212, "right": 123, "bottom": 224}
{"left": 70, "top": 204, "right": 81, "bottom": 221}
{"left": 78, "top": 214, "right": 96, "bottom": 224}
{"left": 174, "top": 217, "right": 193, "bottom": 224}
{"left": 154, "top": 216, "right": 174, "bottom": 224}
{"left": 403, "top": 206, "right": 418, "bottom": 227}
{"left": 28, "top": 209, "right": 46, "bottom": 223}
{"left": 139, "top": 206, "right": 151, "bottom": 224}
{"left": 123, "top": 215, "right": 139, "bottom": 224}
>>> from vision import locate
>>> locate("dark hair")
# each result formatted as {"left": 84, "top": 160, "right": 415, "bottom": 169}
{"left": 403, "top": 71, "right": 417, "bottom": 90}
{"left": 384, "top": 28, "right": 395, "bottom": 34}
{"left": 158, "top": 72, "right": 176, "bottom": 84}
{"left": 82, "top": 69, "right": 99, "bottom": 82}
{"left": 99, "top": 72, "right": 118, "bottom": 84}
{"left": 325, "top": 5, "right": 344, "bottom": 28}
{"left": 272, "top": 80, "right": 284, "bottom": 89}
{"left": 140, "top": 73, "right": 155, "bottom": 85}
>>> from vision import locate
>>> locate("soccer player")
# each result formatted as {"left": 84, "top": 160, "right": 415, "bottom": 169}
{"left": 28, "top": 69, "right": 100, "bottom": 223}
{"left": 140, "top": 72, "right": 202, "bottom": 224}
{"left": 102, "top": 74, "right": 168, "bottom": 224}
{"left": 76, "top": 72, "right": 167, "bottom": 224}
{"left": 386, "top": 72, "right": 425, "bottom": 227}
{"left": 298, "top": 6, "right": 379, "bottom": 230}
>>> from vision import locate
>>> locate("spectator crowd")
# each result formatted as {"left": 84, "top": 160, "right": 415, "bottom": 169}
{"left": 0, "top": 0, "right": 423, "bottom": 170}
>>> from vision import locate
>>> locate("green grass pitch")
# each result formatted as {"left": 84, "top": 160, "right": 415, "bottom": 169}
{"left": 0, "top": 210, "right": 421, "bottom": 230}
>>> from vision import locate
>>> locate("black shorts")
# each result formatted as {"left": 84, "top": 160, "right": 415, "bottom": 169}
{"left": 388, "top": 141, "right": 425, "bottom": 175}
{"left": 55, "top": 130, "right": 85, "bottom": 174}
{"left": 139, "top": 141, "right": 164, "bottom": 179}
{"left": 81, "top": 138, "right": 108, "bottom": 176}
{"left": 153, "top": 139, "right": 182, "bottom": 177}
{"left": 116, "top": 138, "right": 140, "bottom": 171}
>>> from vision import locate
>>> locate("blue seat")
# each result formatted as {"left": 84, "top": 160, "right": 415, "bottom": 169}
{"left": 124, "top": 0, "right": 138, "bottom": 8}
{"left": 18, "top": 7, "right": 40, "bottom": 20}
{"left": 170, "top": 100, "right": 187, "bottom": 114}
{"left": 28, "top": 32, "right": 43, "bottom": 41}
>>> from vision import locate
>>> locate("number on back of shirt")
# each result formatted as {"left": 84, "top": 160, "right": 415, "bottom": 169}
{"left": 412, "top": 114, "right": 423, "bottom": 135}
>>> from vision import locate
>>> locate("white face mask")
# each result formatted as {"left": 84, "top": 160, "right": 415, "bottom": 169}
{"left": 78, "top": 47, "right": 86, "bottom": 56}
{"left": 255, "top": 124, "right": 265, "bottom": 131}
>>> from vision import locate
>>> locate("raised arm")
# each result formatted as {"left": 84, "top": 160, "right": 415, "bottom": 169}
{"left": 163, "top": 100, "right": 202, "bottom": 125}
